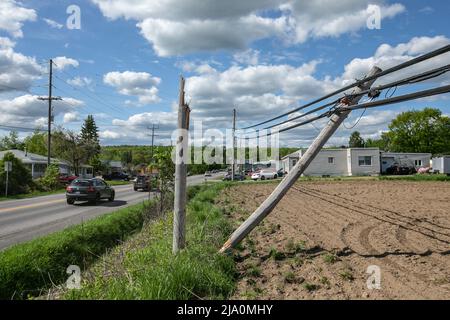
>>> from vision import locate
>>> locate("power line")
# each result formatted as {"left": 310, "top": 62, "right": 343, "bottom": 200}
{"left": 257, "top": 63, "right": 450, "bottom": 132}
{"left": 241, "top": 44, "right": 450, "bottom": 130}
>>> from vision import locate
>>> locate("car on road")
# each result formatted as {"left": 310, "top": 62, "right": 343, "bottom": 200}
{"left": 204, "top": 171, "right": 212, "bottom": 177}
{"left": 251, "top": 170, "right": 278, "bottom": 181}
{"left": 223, "top": 173, "right": 245, "bottom": 181}
{"left": 59, "top": 174, "right": 78, "bottom": 185}
{"left": 102, "top": 172, "right": 129, "bottom": 181}
{"left": 66, "top": 178, "right": 115, "bottom": 205}
{"left": 134, "top": 174, "right": 159, "bottom": 191}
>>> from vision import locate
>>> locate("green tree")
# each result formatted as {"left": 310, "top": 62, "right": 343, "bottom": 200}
{"left": 0, "top": 131, "right": 24, "bottom": 151}
{"left": 52, "top": 130, "right": 88, "bottom": 176}
{"left": 0, "top": 152, "right": 33, "bottom": 195}
{"left": 349, "top": 131, "right": 365, "bottom": 148}
{"left": 385, "top": 108, "right": 450, "bottom": 154}
{"left": 23, "top": 130, "right": 47, "bottom": 155}
{"left": 80, "top": 115, "right": 101, "bottom": 170}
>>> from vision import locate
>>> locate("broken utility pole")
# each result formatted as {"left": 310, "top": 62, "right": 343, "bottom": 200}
{"left": 173, "top": 76, "right": 191, "bottom": 254}
{"left": 220, "top": 66, "right": 383, "bottom": 253}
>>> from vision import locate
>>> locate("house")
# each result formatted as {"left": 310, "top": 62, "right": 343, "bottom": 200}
{"left": 282, "top": 148, "right": 433, "bottom": 176}
{"left": 431, "top": 156, "right": 450, "bottom": 174}
{"left": 380, "top": 152, "right": 432, "bottom": 173}
{"left": 282, "top": 148, "right": 381, "bottom": 177}
{"left": 0, "top": 149, "right": 93, "bottom": 179}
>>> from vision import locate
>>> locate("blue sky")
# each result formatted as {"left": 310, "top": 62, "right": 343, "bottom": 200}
{"left": 0, "top": 0, "right": 449, "bottom": 147}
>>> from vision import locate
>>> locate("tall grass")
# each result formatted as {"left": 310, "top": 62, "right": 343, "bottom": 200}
{"left": 65, "top": 183, "right": 236, "bottom": 300}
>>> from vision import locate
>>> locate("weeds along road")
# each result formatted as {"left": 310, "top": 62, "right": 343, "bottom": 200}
{"left": 0, "top": 174, "right": 223, "bottom": 251}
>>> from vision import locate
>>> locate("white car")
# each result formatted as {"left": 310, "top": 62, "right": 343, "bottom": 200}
{"left": 251, "top": 170, "right": 278, "bottom": 181}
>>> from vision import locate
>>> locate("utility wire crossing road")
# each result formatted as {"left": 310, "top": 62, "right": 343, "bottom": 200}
{"left": 0, "top": 174, "right": 222, "bottom": 251}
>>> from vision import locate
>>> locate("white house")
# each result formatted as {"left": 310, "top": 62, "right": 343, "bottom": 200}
{"left": 431, "top": 156, "right": 450, "bottom": 174}
{"left": 282, "top": 148, "right": 380, "bottom": 177}
{"left": 380, "top": 152, "right": 431, "bottom": 173}
{"left": 0, "top": 149, "right": 93, "bottom": 179}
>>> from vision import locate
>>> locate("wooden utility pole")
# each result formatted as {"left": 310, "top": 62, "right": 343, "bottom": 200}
{"left": 220, "top": 66, "right": 382, "bottom": 253}
{"left": 173, "top": 76, "right": 190, "bottom": 254}
{"left": 148, "top": 124, "right": 159, "bottom": 200}
{"left": 38, "top": 59, "right": 61, "bottom": 166}
{"left": 232, "top": 109, "right": 236, "bottom": 181}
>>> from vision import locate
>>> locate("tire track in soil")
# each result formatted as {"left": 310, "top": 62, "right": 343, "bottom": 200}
{"left": 294, "top": 186, "right": 450, "bottom": 250}
{"left": 296, "top": 185, "right": 450, "bottom": 299}
{"left": 302, "top": 185, "right": 450, "bottom": 244}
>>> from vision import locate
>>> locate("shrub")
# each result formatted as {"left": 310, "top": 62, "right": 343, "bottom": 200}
{"left": 0, "top": 152, "right": 33, "bottom": 196}
{"left": 35, "top": 164, "right": 62, "bottom": 191}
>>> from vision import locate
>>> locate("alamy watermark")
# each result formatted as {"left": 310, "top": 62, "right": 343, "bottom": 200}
{"left": 66, "top": 5, "right": 81, "bottom": 30}
{"left": 171, "top": 121, "right": 280, "bottom": 165}
{"left": 366, "top": 265, "right": 381, "bottom": 290}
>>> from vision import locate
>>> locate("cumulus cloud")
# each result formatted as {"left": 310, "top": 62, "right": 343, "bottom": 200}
{"left": 0, "top": 42, "right": 44, "bottom": 93}
{"left": 92, "top": 0, "right": 405, "bottom": 57}
{"left": 0, "top": 95, "right": 83, "bottom": 127}
{"left": 63, "top": 111, "right": 81, "bottom": 123}
{"left": 53, "top": 56, "right": 79, "bottom": 70}
{"left": 103, "top": 71, "right": 161, "bottom": 104}
{"left": 233, "top": 49, "right": 260, "bottom": 66}
{"left": 0, "top": 0, "right": 37, "bottom": 38}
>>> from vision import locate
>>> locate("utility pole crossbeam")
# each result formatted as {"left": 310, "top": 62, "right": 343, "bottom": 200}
{"left": 219, "top": 66, "right": 383, "bottom": 253}
{"left": 173, "top": 76, "right": 191, "bottom": 254}
{"left": 232, "top": 109, "right": 236, "bottom": 181}
{"left": 37, "top": 59, "right": 61, "bottom": 166}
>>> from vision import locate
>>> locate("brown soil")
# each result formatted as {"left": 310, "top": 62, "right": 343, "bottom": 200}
{"left": 217, "top": 180, "right": 450, "bottom": 300}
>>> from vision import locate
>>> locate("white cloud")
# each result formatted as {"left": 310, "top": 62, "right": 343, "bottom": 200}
{"left": 0, "top": 43, "right": 44, "bottom": 93}
{"left": 103, "top": 71, "right": 161, "bottom": 104}
{"left": 67, "top": 77, "right": 93, "bottom": 88}
{"left": 53, "top": 56, "right": 79, "bottom": 70}
{"left": 43, "top": 18, "right": 63, "bottom": 29}
{"left": 92, "top": 0, "right": 405, "bottom": 57}
{"left": 0, "top": 0, "right": 37, "bottom": 38}
{"left": 233, "top": 49, "right": 260, "bottom": 65}
{"left": 0, "top": 95, "right": 83, "bottom": 127}
{"left": 63, "top": 111, "right": 80, "bottom": 123}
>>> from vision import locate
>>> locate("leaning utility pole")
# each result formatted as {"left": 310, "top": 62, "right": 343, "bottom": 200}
{"left": 220, "top": 66, "right": 383, "bottom": 253}
{"left": 38, "top": 59, "right": 61, "bottom": 166}
{"left": 173, "top": 76, "right": 191, "bottom": 254}
{"left": 232, "top": 109, "right": 236, "bottom": 181}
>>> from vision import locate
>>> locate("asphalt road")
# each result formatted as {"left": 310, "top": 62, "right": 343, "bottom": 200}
{"left": 0, "top": 173, "right": 224, "bottom": 251}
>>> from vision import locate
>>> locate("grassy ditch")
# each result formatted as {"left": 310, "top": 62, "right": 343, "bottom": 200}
{"left": 0, "top": 198, "right": 163, "bottom": 300}
{"left": 63, "top": 183, "right": 236, "bottom": 300}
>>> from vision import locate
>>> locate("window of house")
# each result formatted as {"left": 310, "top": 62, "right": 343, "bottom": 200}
{"left": 328, "top": 157, "right": 335, "bottom": 164}
{"left": 415, "top": 160, "right": 423, "bottom": 167}
{"left": 358, "top": 156, "right": 372, "bottom": 166}
{"left": 292, "top": 160, "right": 297, "bottom": 166}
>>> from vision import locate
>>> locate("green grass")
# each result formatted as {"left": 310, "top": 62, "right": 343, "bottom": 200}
{"left": 0, "top": 200, "right": 151, "bottom": 300}
{"left": 0, "top": 188, "right": 66, "bottom": 202}
{"left": 379, "top": 174, "right": 450, "bottom": 182}
{"left": 104, "top": 180, "right": 133, "bottom": 186}
{"left": 64, "top": 183, "right": 237, "bottom": 300}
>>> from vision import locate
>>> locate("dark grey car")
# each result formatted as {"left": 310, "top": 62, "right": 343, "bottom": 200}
{"left": 66, "top": 178, "right": 115, "bottom": 205}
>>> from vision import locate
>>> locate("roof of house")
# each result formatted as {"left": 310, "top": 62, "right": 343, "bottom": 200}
{"left": 0, "top": 149, "right": 92, "bottom": 168}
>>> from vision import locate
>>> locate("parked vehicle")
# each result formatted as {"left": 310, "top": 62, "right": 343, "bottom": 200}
{"left": 277, "top": 169, "right": 286, "bottom": 178}
{"left": 66, "top": 178, "right": 115, "bottom": 205}
{"left": 59, "top": 174, "right": 78, "bottom": 185}
{"left": 386, "top": 164, "right": 416, "bottom": 175}
{"left": 223, "top": 173, "right": 245, "bottom": 181}
{"left": 251, "top": 170, "right": 278, "bottom": 181}
{"left": 133, "top": 174, "right": 158, "bottom": 191}
{"left": 204, "top": 171, "right": 212, "bottom": 177}
{"left": 102, "top": 172, "right": 129, "bottom": 181}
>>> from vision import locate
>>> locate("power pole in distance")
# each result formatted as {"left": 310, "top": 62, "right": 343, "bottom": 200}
{"left": 232, "top": 109, "right": 236, "bottom": 181}
{"left": 38, "top": 59, "right": 61, "bottom": 166}
{"left": 220, "top": 66, "right": 383, "bottom": 253}
{"left": 173, "top": 76, "right": 191, "bottom": 254}
{"left": 147, "top": 124, "right": 159, "bottom": 200}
